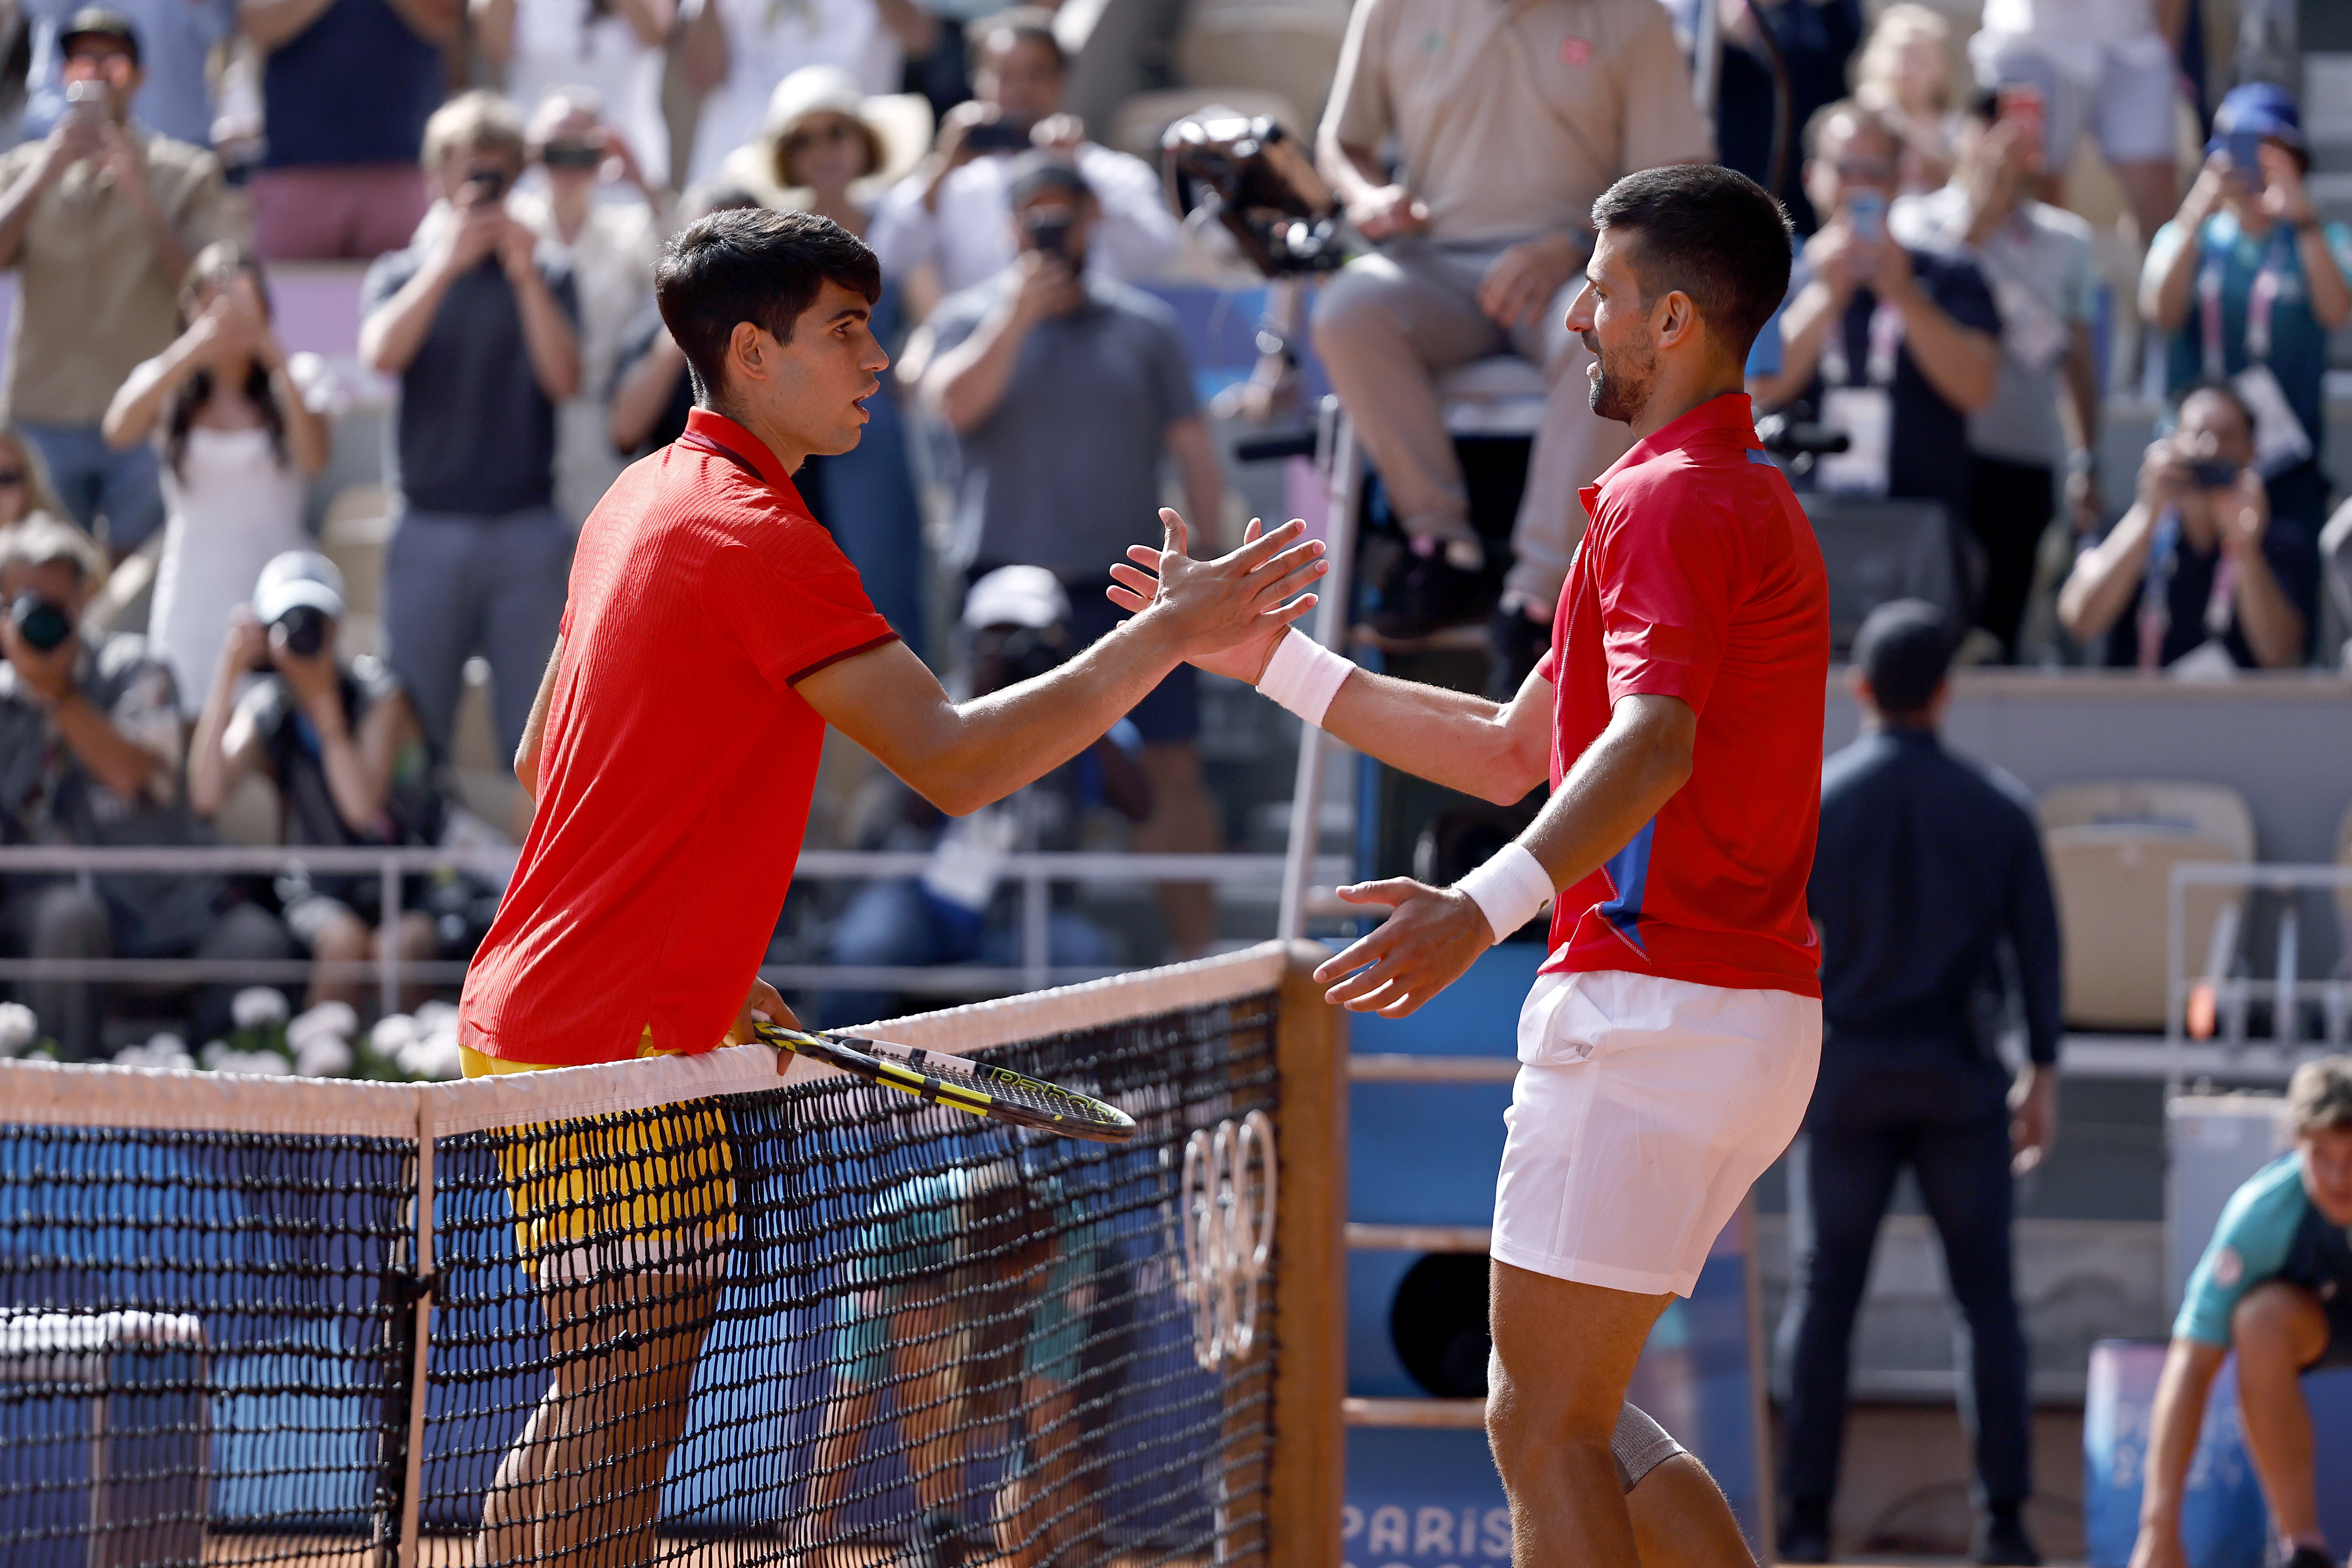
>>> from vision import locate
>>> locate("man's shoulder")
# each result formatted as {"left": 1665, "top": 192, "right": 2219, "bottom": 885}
{"left": 2216, "top": 1152, "right": 2312, "bottom": 1245}
{"left": 927, "top": 276, "right": 1004, "bottom": 337}
{"left": 139, "top": 126, "right": 220, "bottom": 182}
{"left": 1087, "top": 276, "right": 1179, "bottom": 329}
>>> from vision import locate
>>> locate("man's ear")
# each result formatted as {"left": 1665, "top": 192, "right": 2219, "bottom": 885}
{"left": 727, "top": 321, "right": 770, "bottom": 388}
{"left": 1653, "top": 288, "right": 1699, "bottom": 351}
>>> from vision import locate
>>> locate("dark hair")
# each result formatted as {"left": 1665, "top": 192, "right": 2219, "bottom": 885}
{"left": 168, "top": 244, "right": 287, "bottom": 481}
{"left": 1590, "top": 164, "right": 1793, "bottom": 358}
{"left": 2178, "top": 377, "right": 2256, "bottom": 436}
{"left": 1802, "top": 98, "right": 1902, "bottom": 163}
{"left": 968, "top": 6, "right": 1064, "bottom": 74}
{"left": 1853, "top": 599, "right": 1952, "bottom": 717}
{"left": 653, "top": 208, "right": 881, "bottom": 406}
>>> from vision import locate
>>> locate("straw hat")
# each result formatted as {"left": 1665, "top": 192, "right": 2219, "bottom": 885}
{"left": 721, "top": 66, "right": 933, "bottom": 209}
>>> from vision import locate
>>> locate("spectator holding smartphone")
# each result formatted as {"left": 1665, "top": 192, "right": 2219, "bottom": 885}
{"left": 868, "top": 8, "right": 1177, "bottom": 320}
{"left": 512, "top": 88, "right": 668, "bottom": 525}
{"left": 0, "top": 9, "right": 229, "bottom": 558}
{"left": 2057, "top": 381, "right": 2315, "bottom": 671}
{"left": 189, "top": 551, "right": 444, "bottom": 1012}
{"left": 359, "top": 91, "right": 580, "bottom": 790}
{"left": 1892, "top": 86, "right": 2099, "bottom": 661}
{"left": 1754, "top": 101, "right": 2001, "bottom": 534}
{"left": 102, "top": 244, "right": 332, "bottom": 712}
{"left": 2141, "top": 84, "right": 2351, "bottom": 541}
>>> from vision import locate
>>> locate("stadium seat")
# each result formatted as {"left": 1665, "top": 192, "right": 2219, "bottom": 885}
{"left": 1434, "top": 355, "right": 1547, "bottom": 437}
{"left": 1795, "top": 494, "right": 1964, "bottom": 655}
{"left": 2038, "top": 782, "right": 2255, "bottom": 1031}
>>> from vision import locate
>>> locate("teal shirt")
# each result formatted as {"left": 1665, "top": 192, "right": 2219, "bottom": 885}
{"left": 2150, "top": 211, "right": 2352, "bottom": 456}
{"left": 2175, "top": 1152, "right": 2334, "bottom": 1345}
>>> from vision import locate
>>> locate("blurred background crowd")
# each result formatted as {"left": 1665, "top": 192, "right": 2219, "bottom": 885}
{"left": 0, "top": 0, "right": 2345, "bottom": 1063}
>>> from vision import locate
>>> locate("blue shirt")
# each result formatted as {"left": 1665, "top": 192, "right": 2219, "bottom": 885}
{"left": 260, "top": 0, "right": 445, "bottom": 168}
{"left": 2176, "top": 1152, "right": 2352, "bottom": 1346}
{"left": 1810, "top": 727, "right": 2062, "bottom": 1068}
{"left": 2150, "top": 210, "right": 2352, "bottom": 463}
{"left": 19, "top": 0, "right": 234, "bottom": 149}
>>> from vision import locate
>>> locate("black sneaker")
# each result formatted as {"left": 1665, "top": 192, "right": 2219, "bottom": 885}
{"left": 1976, "top": 1503, "right": 2042, "bottom": 1566}
{"left": 2282, "top": 1547, "right": 2337, "bottom": 1568}
{"left": 1366, "top": 546, "right": 1497, "bottom": 639}
{"left": 1778, "top": 1497, "right": 1831, "bottom": 1564}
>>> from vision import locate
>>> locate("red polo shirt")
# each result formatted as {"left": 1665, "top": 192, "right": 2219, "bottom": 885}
{"left": 1533, "top": 393, "right": 1829, "bottom": 998}
{"left": 460, "top": 410, "right": 898, "bottom": 1064}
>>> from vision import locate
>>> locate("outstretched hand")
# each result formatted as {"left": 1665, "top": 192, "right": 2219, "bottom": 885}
{"left": 1108, "top": 509, "right": 1326, "bottom": 667}
{"left": 1108, "top": 516, "right": 1320, "bottom": 680}
{"left": 1309, "top": 877, "right": 1493, "bottom": 1015}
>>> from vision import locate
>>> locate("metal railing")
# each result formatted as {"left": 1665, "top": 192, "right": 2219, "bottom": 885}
{"left": 2165, "top": 861, "right": 2352, "bottom": 1089}
{"left": 0, "top": 845, "right": 1350, "bottom": 1021}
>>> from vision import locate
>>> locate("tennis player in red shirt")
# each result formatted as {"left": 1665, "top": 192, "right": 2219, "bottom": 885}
{"left": 1120, "top": 165, "right": 1826, "bottom": 1564}
{"left": 459, "top": 207, "right": 1325, "bottom": 1567}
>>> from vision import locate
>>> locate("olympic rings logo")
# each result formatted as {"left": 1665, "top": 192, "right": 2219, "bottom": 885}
{"left": 1174, "top": 1111, "right": 1276, "bottom": 1371}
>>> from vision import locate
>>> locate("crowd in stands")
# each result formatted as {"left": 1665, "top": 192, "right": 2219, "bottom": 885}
{"left": 0, "top": 0, "right": 2349, "bottom": 1062}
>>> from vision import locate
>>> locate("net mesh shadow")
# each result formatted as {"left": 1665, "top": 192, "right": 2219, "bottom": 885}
{"left": 2, "top": 989, "right": 1280, "bottom": 1568}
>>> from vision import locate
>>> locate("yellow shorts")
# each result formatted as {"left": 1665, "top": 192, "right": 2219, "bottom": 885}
{"left": 463, "top": 1033, "right": 738, "bottom": 1281}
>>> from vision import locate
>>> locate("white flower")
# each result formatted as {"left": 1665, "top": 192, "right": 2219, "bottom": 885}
{"left": 294, "top": 1035, "right": 355, "bottom": 1079}
{"left": 230, "top": 987, "right": 293, "bottom": 1034}
{"left": 369, "top": 1014, "right": 419, "bottom": 1055}
{"left": 114, "top": 1035, "right": 194, "bottom": 1070}
{"left": 198, "top": 1038, "right": 230, "bottom": 1070}
{"left": 0, "top": 1001, "right": 36, "bottom": 1056}
{"left": 287, "top": 1001, "right": 358, "bottom": 1052}
{"left": 230, "top": 987, "right": 290, "bottom": 1031}
{"left": 395, "top": 1003, "right": 463, "bottom": 1080}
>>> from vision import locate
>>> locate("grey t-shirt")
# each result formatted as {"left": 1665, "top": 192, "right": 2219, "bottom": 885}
{"left": 1892, "top": 186, "right": 2097, "bottom": 468}
{"left": 927, "top": 275, "right": 1199, "bottom": 580}
{"left": 362, "top": 242, "right": 579, "bottom": 516}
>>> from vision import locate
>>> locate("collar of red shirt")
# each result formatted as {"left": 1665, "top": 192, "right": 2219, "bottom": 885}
{"left": 681, "top": 407, "right": 798, "bottom": 494}
{"left": 1592, "top": 391, "right": 1763, "bottom": 491}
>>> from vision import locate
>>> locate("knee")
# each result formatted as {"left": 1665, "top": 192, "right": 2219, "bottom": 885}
{"left": 1309, "top": 264, "right": 1396, "bottom": 355}
{"left": 391, "top": 913, "right": 439, "bottom": 961}
{"left": 208, "top": 903, "right": 293, "bottom": 961}
{"left": 32, "top": 887, "right": 109, "bottom": 955}
{"left": 1483, "top": 1348, "right": 1617, "bottom": 1469}
{"left": 2232, "top": 1281, "right": 2325, "bottom": 1361}
{"left": 310, "top": 911, "right": 372, "bottom": 964}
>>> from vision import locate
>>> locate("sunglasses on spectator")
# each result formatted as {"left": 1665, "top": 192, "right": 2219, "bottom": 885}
{"left": 1832, "top": 160, "right": 1896, "bottom": 181}
{"left": 789, "top": 121, "right": 863, "bottom": 151}
{"left": 0, "top": 471, "right": 28, "bottom": 488}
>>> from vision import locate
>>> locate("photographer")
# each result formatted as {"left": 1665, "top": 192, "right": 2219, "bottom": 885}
{"left": 190, "top": 552, "right": 444, "bottom": 1011}
{"left": 2057, "top": 381, "right": 2315, "bottom": 672}
{"left": 0, "top": 8, "right": 228, "bottom": 558}
{"left": 0, "top": 516, "right": 291, "bottom": 1060}
{"left": 868, "top": 7, "right": 1177, "bottom": 320}
{"left": 908, "top": 157, "right": 1225, "bottom": 960}
{"left": 360, "top": 91, "right": 579, "bottom": 791}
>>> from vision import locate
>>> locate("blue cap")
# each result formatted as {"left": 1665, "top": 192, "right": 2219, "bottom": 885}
{"left": 2208, "top": 81, "right": 2304, "bottom": 158}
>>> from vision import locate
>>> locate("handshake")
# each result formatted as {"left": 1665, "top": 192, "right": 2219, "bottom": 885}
{"left": 1108, "top": 508, "right": 1326, "bottom": 681}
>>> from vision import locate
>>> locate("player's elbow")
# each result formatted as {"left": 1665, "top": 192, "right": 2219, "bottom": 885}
{"left": 1480, "top": 734, "right": 1551, "bottom": 806}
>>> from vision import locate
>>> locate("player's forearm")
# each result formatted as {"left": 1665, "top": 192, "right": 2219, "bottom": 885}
{"left": 1320, "top": 667, "right": 1546, "bottom": 805}
{"left": 2140, "top": 1340, "right": 2225, "bottom": 1533}
{"left": 1518, "top": 695, "right": 1694, "bottom": 893}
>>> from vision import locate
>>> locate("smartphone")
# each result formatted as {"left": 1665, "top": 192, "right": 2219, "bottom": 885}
{"left": 1846, "top": 189, "right": 1886, "bottom": 245}
{"left": 965, "top": 120, "right": 1032, "bottom": 153}
{"left": 63, "top": 78, "right": 109, "bottom": 122}
{"left": 461, "top": 163, "right": 510, "bottom": 203}
{"left": 1996, "top": 82, "right": 2047, "bottom": 162}
{"left": 2189, "top": 459, "right": 2241, "bottom": 490}
{"left": 540, "top": 142, "right": 603, "bottom": 171}
{"left": 2226, "top": 129, "right": 2267, "bottom": 174}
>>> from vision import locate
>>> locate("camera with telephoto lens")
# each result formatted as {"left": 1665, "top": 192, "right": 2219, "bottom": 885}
{"left": 541, "top": 142, "right": 603, "bottom": 170}
{"left": 274, "top": 603, "right": 328, "bottom": 658}
{"left": 2190, "top": 459, "right": 2242, "bottom": 491}
{"left": 1161, "top": 114, "right": 1345, "bottom": 278}
{"left": 462, "top": 163, "right": 509, "bottom": 203}
{"left": 8, "top": 592, "right": 71, "bottom": 652}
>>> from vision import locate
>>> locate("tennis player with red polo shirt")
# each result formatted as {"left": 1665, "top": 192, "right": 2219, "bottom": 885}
{"left": 1119, "top": 165, "right": 1826, "bottom": 1565}
{"left": 456, "top": 207, "right": 1327, "bottom": 1568}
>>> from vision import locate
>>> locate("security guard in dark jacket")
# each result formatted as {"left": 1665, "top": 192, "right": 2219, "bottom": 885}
{"left": 1776, "top": 600, "right": 2063, "bottom": 1568}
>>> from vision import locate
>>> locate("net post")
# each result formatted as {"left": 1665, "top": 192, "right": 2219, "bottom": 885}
{"left": 397, "top": 1096, "right": 434, "bottom": 1568}
{"left": 1270, "top": 939, "right": 1346, "bottom": 1566}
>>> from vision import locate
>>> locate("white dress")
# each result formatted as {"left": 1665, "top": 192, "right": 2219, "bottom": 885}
{"left": 149, "top": 425, "right": 309, "bottom": 713}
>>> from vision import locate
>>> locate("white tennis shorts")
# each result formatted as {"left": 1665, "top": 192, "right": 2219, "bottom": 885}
{"left": 1492, "top": 968, "right": 1822, "bottom": 1298}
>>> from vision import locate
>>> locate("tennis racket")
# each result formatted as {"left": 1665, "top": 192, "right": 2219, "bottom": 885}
{"left": 756, "top": 1024, "right": 1137, "bottom": 1144}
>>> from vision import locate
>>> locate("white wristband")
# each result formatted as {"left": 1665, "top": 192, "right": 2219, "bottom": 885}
{"left": 1453, "top": 842, "right": 1553, "bottom": 943}
{"left": 1256, "top": 628, "right": 1353, "bottom": 727}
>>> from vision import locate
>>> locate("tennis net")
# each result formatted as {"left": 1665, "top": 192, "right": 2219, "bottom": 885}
{"left": 0, "top": 940, "right": 1345, "bottom": 1568}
